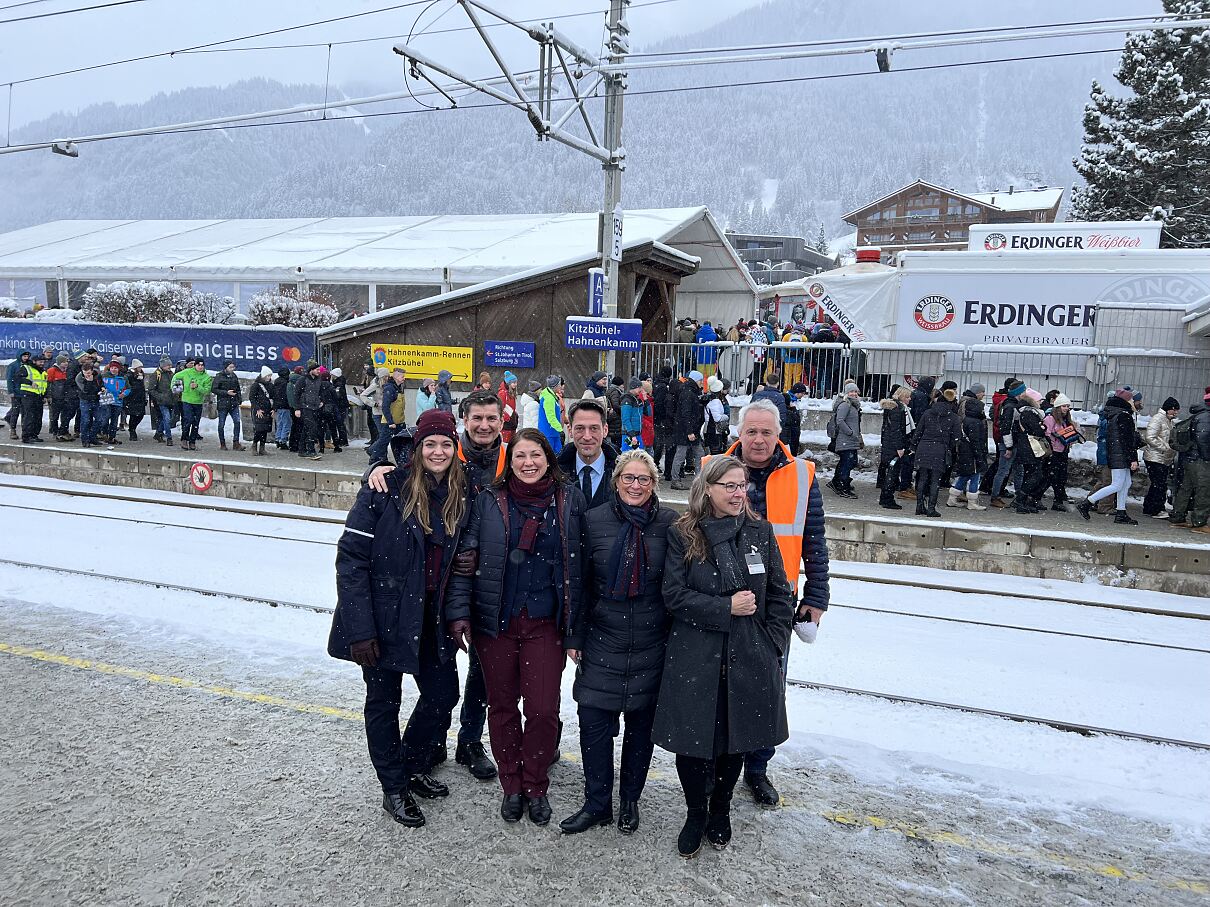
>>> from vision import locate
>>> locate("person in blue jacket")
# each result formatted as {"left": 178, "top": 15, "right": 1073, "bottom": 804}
{"left": 694, "top": 321, "right": 720, "bottom": 380}
{"left": 100, "top": 359, "right": 130, "bottom": 445}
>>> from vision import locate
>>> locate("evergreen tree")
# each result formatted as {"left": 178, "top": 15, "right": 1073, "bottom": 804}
{"left": 812, "top": 224, "right": 831, "bottom": 255}
{"left": 1072, "top": 2, "right": 1210, "bottom": 246}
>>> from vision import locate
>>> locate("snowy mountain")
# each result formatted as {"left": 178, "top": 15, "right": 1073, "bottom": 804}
{"left": 0, "top": 0, "right": 1160, "bottom": 237}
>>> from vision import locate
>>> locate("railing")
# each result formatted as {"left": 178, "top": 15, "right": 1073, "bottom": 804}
{"left": 626, "top": 341, "right": 1201, "bottom": 410}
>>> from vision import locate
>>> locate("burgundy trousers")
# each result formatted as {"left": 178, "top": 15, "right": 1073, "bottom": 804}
{"left": 475, "top": 612, "right": 565, "bottom": 798}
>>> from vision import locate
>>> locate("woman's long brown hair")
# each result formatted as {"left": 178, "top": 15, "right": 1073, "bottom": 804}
{"left": 673, "top": 455, "right": 751, "bottom": 563}
{"left": 402, "top": 439, "right": 467, "bottom": 534}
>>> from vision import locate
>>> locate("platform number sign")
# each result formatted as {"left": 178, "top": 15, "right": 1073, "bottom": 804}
{"left": 190, "top": 462, "right": 214, "bottom": 493}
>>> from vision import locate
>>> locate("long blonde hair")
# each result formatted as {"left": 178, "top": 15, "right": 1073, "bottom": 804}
{"left": 402, "top": 443, "right": 467, "bottom": 535}
{"left": 673, "top": 455, "right": 752, "bottom": 563}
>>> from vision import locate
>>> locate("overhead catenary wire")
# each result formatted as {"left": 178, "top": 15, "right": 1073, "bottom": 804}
{"left": 0, "top": 0, "right": 147, "bottom": 24}
{"left": 0, "top": 44, "right": 1130, "bottom": 155}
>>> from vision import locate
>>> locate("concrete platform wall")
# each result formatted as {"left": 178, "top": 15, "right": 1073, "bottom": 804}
{"left": 2, "top": 441, "right": 1205, "bottom": 596}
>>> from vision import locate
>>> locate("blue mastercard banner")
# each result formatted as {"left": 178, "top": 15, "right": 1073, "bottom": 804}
{"left": 0, "top": 319, "right": 316, "bottom": 373}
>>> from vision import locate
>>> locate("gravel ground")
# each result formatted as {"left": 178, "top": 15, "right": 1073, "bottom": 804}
{"left": 1, "top": 597, "right": 1207, "bottom": 907}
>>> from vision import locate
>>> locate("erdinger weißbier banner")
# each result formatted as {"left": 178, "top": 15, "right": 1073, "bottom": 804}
{"left": 968, "top": 221, "right": 1161, "bottom": 253}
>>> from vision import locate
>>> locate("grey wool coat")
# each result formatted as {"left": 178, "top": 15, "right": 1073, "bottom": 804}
{"left": 652, "top": 515, "right": 795, "bottom": 759}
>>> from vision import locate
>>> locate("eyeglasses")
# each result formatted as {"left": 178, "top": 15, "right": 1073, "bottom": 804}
{"left": 618, "top": 474, "right": 653, "bottom": 487}
{"left": 711, "top": 482, "right": 747, "bottom": 494}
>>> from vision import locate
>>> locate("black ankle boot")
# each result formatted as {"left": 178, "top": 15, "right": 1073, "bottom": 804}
{"left": 678, "top": 808, "right": 709, "bottom": 858}
{"left": 707, "top": 791, "right": 733, "bottom": 849}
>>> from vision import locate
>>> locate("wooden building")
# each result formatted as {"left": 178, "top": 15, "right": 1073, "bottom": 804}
{"left": 843, "top": 180, "right": 1064, "bottom": 257}
{"left": 317, "top": 243, "right": 698, "bottom": 388}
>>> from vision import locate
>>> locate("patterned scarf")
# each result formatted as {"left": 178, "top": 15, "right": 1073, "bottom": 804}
{"left": 604, "top": 497, "right": 656, "bottom": 600}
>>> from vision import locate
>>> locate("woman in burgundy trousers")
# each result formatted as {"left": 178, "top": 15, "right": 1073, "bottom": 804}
{"left": 445, "top": 428, "right": 587, "bottom": 827}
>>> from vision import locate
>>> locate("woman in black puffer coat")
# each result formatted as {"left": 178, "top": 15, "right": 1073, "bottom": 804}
{"left": 950, "top": 388, "right": 989, "bottom": 510}
{"left": 877, "top": 385, "right": 912, "bottom": 509}
{"left": 911, "top": 390, "right": 961, "bottom": 517}
{"left": 561, "top": 449, "right": 676, "bottom": 837}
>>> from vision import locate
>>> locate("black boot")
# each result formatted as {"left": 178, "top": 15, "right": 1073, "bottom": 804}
{"left": 915, "top": 497, "right": 927, "bottom": 516}
{"left": 382, "top": 791, "right": 424, "bottom": 828}
{"left": 879, "top": 489, "right": 903, "bottom": 510}
{"left": 1076, "top": 500, "right": 1092, "bottom": 521}
{"left": 1114, "top": 509, "right": 1138, "bottom": 525}
{"left": 745, "top": 773, "right": 780, "bottom": 809}
{"left": 527, "top": 794, "right": 552, "bottom": 826}
{"left": 617, "top": 800, "right": 640, "bottom": 835}
{"left": 408, "top": 773, "right": 449, "bottom": 799}
{"left": 501, "top": 794, "right": 524, "bottom": 823}
{"left": 707, "top": 789, "right": 733, "bottom": 850}
{"left": 430, "top": 742, "right": 447, "bottom": 767}
{"left": 455, "top": 740, "right": 498, "bottom": 780}
{"left": 559, "top": 805, "right": 612, "bottom": 835}
{"left": 129, "top": 429, "right": 137, "bottom": 441}
{"left": 677, "top": 808, "right": 709, "bottom": 858}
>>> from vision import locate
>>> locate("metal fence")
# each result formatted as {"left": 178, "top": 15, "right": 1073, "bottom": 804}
{"left": 625, "top": 341, "right": 1206, "bottom": 410}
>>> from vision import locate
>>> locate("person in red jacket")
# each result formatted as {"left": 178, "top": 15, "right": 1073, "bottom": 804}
{"left": 497, "top": 371, "right": 519, "bottom": 444}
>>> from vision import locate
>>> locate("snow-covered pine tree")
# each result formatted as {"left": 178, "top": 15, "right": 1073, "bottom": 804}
{"left": 1072, "top": 1, "right": 1210, "bottom": 246}
{"left": 247, "top": 288, "right": 339, "bottom": 328}
{"left": 813, "top": 224, "right": 831, "bottom": 255}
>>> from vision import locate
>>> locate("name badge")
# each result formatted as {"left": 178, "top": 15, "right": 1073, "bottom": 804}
{"left": 745, "top": 551, "right": 765, "bottom": 575}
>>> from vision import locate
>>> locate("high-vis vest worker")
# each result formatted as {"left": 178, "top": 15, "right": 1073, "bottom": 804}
{"left": 704, "top": 439, "right": 815, "bottom": 581}
{"left": 19, "top": 364, "right": 48, "bottom": 396}
{"left": 457, "top": 442, "right": 507, "bottom": 481}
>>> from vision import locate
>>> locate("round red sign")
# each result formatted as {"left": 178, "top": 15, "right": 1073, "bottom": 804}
{"left": 913, "top": 296, "right": 955, "bottom": 331}
{"left": 190, "top": 462, "right": 214, "bottom": 492}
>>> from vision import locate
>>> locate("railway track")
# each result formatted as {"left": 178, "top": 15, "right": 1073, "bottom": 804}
{"left": 785, "top": 678, "right": 1210, "bottom": 752}
{"left": 2, "top": 476, "right": 1200, "bottom": 624}
{"left": 3, "top": 555, "right": 1206, "bottom": 753}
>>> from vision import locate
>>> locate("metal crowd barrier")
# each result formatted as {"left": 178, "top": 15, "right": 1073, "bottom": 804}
{"left": 627, "top": 341, "right": 1202, "bottom": 410}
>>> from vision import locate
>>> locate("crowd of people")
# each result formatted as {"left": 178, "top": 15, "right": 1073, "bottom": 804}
{"left": 3, "top": 347, "right": 358, "bottom": 459}
{"left": 865, "top": 375, "right": 1210, "bottom": 531}
{"left": 331, "top": 390, "right": 829, "bottom": 858}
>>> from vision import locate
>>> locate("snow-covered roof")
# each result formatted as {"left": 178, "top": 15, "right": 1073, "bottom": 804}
{"left": 0, "top": 208, "right": 725, "bottom": 285}
{"left": 969, "top": 187, "right": 1064, "bottom": 212}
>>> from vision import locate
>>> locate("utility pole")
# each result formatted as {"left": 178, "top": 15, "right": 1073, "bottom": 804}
{"left": 600, "top": 0, "right": 629, "bottom": 325}
{"left": 393, "top": 0, "right": 631, "bottom": 370}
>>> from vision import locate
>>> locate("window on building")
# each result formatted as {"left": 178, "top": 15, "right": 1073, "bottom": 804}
{"left": 311, "top": 284, "right": 370, "bottom": 320}
{"left": 907, "top": 229, "right": 935, "bottom": 242}
{"left": 864, "top": 231, "right": 893, "bottom": 244}
{"left": 377, "top": 285, "right": 444, "bottom": 310}
{"left": 907, "top": 207, "right": 940, "bottom": 219}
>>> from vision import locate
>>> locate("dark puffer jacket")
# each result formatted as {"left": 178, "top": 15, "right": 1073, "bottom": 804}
{"left": 878, "top": 398, "right": 909, "bottom": 466}
{"left": 569, "top": 501, "right": 676, "bottom": 713}
{"left": 212, "top": 371, "right": 242, "bottom": 411}
{"left": 1014, "top": 402, "right": 1049, "bottom": 462}
{"left": 446, "top": 483, "right": 588, "bottom": 640}
{"left": 328, "top": 466, "right": 471, "bottom": 673}
{"left": 908, "top": 377, "right": 936, "bottom": 424}
{"left": 1102, "top": 395, "right": 1139, "bottom": 469}
{"left": 912, "top": 398, "right": 960, "bottom": 471}
{"left": 955, "top": 393, "right": 989, "bottom": 474}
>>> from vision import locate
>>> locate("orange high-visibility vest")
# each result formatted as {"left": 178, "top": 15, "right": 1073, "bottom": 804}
{"left": 457, "top": 441, "right": 507, "bottom": 480}
{"left": 703, "top": 439, "right": 815, "bottom": 580}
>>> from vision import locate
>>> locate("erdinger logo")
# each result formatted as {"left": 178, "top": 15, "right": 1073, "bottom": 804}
{"left": 983, "top": 232, "right": 1008, "bottom": 251}
{"left": 914, "top": 295, "right": 954, "bottom": 331}
{"left": 807, "top": 282, "right": 825, "bottom": 298}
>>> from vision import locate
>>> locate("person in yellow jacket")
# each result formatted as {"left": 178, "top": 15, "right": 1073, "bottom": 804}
{"left": 700, "top": 396, "right": 829, "bottom": 810}
{"left": 18, "top": 352, "right": 49, "bottom": 443}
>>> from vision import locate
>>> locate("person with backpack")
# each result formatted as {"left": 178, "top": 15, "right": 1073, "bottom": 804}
{"left": 781, "top": 382, "right": 806, "bottom": 456}
{"left": 702, "top": 377, "right": 730, "bottom": 455}
{"left": 826, "top": 383, "right": 862, "bottom": 499}
{"left": 1169, "top": 392, "right": 1210, "bottom": 532}
{"left": 1143, "top": 397, "right": 1180, "bottom": 518}
{"left": 1042, "top": 394, "right": 1081, "bottom": 511}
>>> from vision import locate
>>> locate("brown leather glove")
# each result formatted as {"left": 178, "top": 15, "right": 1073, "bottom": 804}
{"left": 447, "top": 620, "right": 471, "bottom": 653}
{"left": 349, "top": 638, "right": 380, "bottom": 667}
{"left": 452, "top": 549, "right": 477, "bottom": 577}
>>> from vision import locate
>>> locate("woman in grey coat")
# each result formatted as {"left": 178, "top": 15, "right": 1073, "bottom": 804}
{"left": 827, "top": 381, "right": 863, "bottom": 498}
{"left": 653, "top": 454, "right": 795, "bottom": 859}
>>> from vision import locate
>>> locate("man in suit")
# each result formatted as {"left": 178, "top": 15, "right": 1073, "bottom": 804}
{"left": 557, "top": 397, "right": 619, "bottom": 510}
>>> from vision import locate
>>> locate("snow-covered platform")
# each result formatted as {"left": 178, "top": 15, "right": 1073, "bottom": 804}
{"left": 1, "top": 437, "right": 1205, "bottom": 595}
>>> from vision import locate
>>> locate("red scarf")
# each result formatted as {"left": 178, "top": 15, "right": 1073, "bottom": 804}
{"left": 506, "top": 474, "right": 557, "bottom": 553}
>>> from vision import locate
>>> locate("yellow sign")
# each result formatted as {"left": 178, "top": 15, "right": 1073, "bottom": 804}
{"left": 369, "top": 343, "right": 474, "bottom": 382}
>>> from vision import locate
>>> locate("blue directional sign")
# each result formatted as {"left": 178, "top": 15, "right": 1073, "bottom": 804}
{"left": 484, "top": 340, "right": 535, "bottom": 369}
{"left": 565, "top": 316, "right": 642, "bottom": 351}
{"left": 588, "top": 268, "right": 605, "bottom": 317}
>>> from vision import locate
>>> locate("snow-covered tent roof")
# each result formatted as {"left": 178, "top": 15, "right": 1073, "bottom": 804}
{"left": 0, "top": 208, "right": 753, "bottom": 295}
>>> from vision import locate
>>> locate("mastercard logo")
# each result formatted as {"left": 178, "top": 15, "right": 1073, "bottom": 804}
{"left": 282, "top": 347, "right": 302, "bottom": 362}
